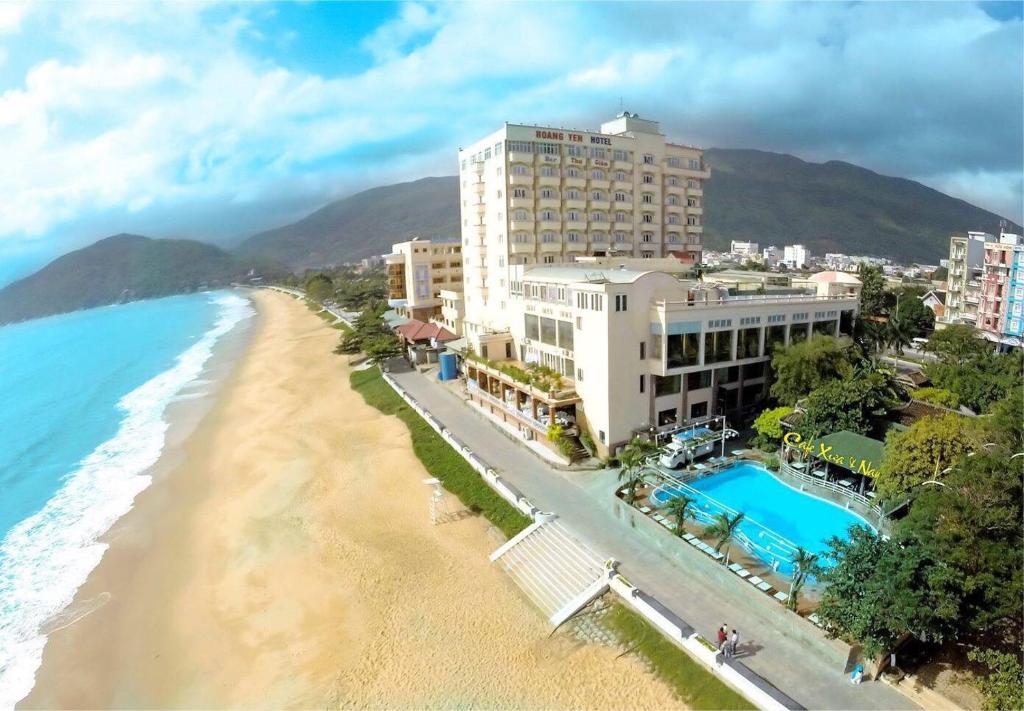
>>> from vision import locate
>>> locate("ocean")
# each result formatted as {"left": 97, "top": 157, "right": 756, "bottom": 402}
{"left": 0, "top": 291, "right": 254, "bottom": 708}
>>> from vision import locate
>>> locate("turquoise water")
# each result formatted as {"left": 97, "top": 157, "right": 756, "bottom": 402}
{"left": 650, "top": 462, "right": 872, "bottom": 574}
{"left": 0, "top": 292, "right": 253, "bottom": 707}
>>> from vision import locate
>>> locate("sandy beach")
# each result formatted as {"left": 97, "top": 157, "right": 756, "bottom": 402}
{"left": 21, "top": 290, "right": 683, "bottom": 710}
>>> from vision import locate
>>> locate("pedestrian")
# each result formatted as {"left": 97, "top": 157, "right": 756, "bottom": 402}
{"left": 717, "top": 624, "right": 728, "bottom": 651}
{"left": 728, "top": 629, "right": 739, "bottom": 658}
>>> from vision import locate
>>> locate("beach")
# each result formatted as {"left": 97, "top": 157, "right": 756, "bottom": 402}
{"left": 21, "top": 290, "right": 683, "bottom": 709}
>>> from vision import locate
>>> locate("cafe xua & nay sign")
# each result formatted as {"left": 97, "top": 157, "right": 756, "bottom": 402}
{"left": 782, "top": 431, "right": 879, "bottom": 477}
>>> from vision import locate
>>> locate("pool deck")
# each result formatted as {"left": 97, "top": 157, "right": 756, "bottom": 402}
{"left": 390, "top": 363, "right": 917, "bottom": 711}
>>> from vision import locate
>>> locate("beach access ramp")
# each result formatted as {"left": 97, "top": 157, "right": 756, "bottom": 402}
{"left": 489, "top": 518, "right": 608, "bottom": 626}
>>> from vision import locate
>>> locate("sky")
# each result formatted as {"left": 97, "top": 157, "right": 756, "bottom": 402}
{"left": 0, "top": 0, "right": 1022, "bottom": 285}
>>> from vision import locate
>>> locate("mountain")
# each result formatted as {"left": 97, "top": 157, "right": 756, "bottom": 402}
{"left": 235, "top": 176, "right": 460, "bottom": 270}
{"left": 0, "top": 234, "right": 246, "bottom": 325}
{"left": 702, "top": 148, "right": 1019, "bottom": 263}
{"left": 235, "top": 152, "right": 1017, "bottom": 269}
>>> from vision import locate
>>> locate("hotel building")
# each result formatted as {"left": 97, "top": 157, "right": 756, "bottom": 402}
{"left": 457, "top": 112, "right": 709, "bottom": 342}
{"left": 463, "top": 264, "right": 859, "bottom": 457}
{"left": 978, "top": 232, "right": 1024, "bottom": 348}
{"left": 385, "top": 237, "right": 463, "bottom": 321}
{"left": 943, "top": 231, "right": 989, "bottom": 326}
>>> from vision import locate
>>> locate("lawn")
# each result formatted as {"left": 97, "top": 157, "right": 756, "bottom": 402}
{"left": 349, "top": 366, "right": 532, "bottom": 539}
{"left": 603, "top": 603, "right": 754, "bottom": 710}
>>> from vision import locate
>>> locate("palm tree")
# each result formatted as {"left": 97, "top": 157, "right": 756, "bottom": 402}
{"left": 617, "top": 437, "right": 660, "bottom": 505}
{"left": 887, "top": 317, "right": 912, "bottom": 355}
{"left": 704, "top": 511, "right": 746, "bottom": 557}
{"left": 787, "top": 547, "right": 820, "bottom": 611}
{"left": 662, "top": 494, "right": 696, "bottom": 537}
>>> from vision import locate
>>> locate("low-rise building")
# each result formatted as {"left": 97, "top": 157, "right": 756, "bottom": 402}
{"left": 783, "top": 244, "right": 809, "bottom": 270}
{"left": 385, "top": 237, "right": 463, "bottom": 321}
{"left": 730, "top": 240, "right": 759, "bottom": 258}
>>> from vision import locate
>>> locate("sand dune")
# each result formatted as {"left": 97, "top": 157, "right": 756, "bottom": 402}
{"left": 23, "top": 291, "right": 683, "bottom": 710}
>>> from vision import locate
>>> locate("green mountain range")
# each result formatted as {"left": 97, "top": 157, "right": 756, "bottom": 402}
{"left": 3, "top": 148, "right": 1018, "bottom": 324}
{"left": 0, "top": 234, "right": 247, "bottom": 325}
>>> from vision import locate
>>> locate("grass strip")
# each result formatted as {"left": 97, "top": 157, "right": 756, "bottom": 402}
{"left": 350, "top": 366, "right": 532, "bottom": 539}
{"left": 603, "top": 603, "right": 755, "bottom": 710}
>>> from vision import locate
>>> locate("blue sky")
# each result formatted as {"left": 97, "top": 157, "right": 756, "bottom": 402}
{"left": 0, "top": 1, "right": 1021, "bottom": 285}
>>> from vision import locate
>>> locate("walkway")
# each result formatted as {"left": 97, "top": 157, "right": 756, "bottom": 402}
{"left": 390, "top": 365, "right": 916, "bottom": 711}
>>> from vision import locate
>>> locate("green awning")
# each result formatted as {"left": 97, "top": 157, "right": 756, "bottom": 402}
{"left": 782, "top": 430, "right": 884, "bottom": 477}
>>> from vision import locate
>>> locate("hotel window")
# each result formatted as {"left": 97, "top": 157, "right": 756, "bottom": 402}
{"left": 642, "top": 174, "right": 653, "bottom": 184}
{"left": 566, "top": 231, "right": 580, "bottom": 242}
{"left": 540, "top": 166, "right": 558, "bottom": 177}
{"left": 591, "top": 147, "right": 606, "bottom": 159}
{"left": 615, "top": 294, "right": 628, "bottom": 312}
{"left": 494, "top": 142, "right": 502, "bottom": 155}
{"left": 738, "top": 327, "right": 761, "bottom": 358}
{"left": 508, "top": 140, "right": 532, "bottom": 152}
{"left": 543, "top": 255, "right": 556, "bottom": 264}
{"left": 541, "top": 318, "right": 559, "bottom": 346}
{"left": 643, "top": 154, "right": 654, "bottom": 164}
{"left": 642, "top": 213, "right": 653, "bottom": 223}
{"left": 687, "top": 369, "right": 712, "bottom": 390}
{"left": 667, "top": 215, "right": 680, "bottom": 225}
{"left": 654, "top": 374, "right": 681, "bottom": 397}
{"left": 614, "top": 231, "right": 627, "bottom": 242}
{"left": 743, "top": 362, "right": 766, "bottom": 379}
{"left": 667, "top": 232, "right": 680, "bottom": 243}
{"left": 513, "top": 209, "right": 528, "bottom": 220}
{"left": 540, "top": 210, "right": 557, "bottom": 220}
{"left": 667, "top": 156, "right": 681, "bottom": 168}
{"left": 512, "top": 188, "right": 527, "bottom": 198}
{"left": 717, "top": 366, "right": 739, "bottom": 385}
{"left": 497, "top": 256, "right": 506, "bottom": 267}
{"left": 558, "top": 320, "right": 574, "bottom": 349}
{"left": 525, "top": 314, "right": 540, "bottom": 340}
{"left": 591, "top": 169, "right": 606, "bottom": 179}
{"left": 789, "top": 323, "right": 810, "bottom": 344}
{"left": 614, "top": 212, "right": 626, "bottom": 223}
{"left": 704, "top": 330, "right": 733, "bottom": 364}
{"left": 537, "top": 142, "right": 558, "bottom": 155}
{"left": 541, "top": 232, "right": 556, "bottom": 243}
{"left": 567, "top": 189, "right": 581, "bottom": 200}
{"left": 642, "top": 232, "right": 653, "bottom": 243}
{"left": 687, "top": 215, "right": 700, "bottom": 226}
{"left": 642, "top": 193, "right": 653, "bottom": 203}
{"left": 590, "top": 212, "right": 606, "bottom": 222}
{"left": 514, "top": 233, "right": 529, "bottom": 243}
{"left": 690, "top": 402, "right": 708, "bottom": 419}
{"left": 576, "top": 368, "right": 584, "bottom": 381}
{"left": 591, "top": 190, "right": 603, "bottom": 200}
{"left": 567, "top": 145, "right": 584, "bottom": 157}
{"left": 614, "top": 192, "right": 627, "bottom": 202}
{"left": 688, "top": 158, "right": 701, "bottom": 170}
{"left": 639, "top": 375, "right": 645, "bottom": 394}
{"left": 511, "top": 165, "right": 528, "bottom": 175}
{"left": 614, "top": 171, "right": 627, "bottom": 181}
{"left": 483, "top": 148, "right": 491, "bottom": 160}
{"left": 667, "top": 333, "right": 700, "bottom": 368}
{"left": 688, "top": 197, "right": 699, "bottom": 207}
{"left": 566, "top": 166, "right": 580, "bottom": 177}
{"left": 613, "top": 149, "right": 629, "bottom": 161}
{"left": 667, "top": 176, "right": 678, "bottom": 186}
{"left": 567, "top": 210, "right": 581, "bottom": 221}
{"left": 667, "top": 194, "right": 679, "bottom": 205}
{"left": 592, "top": 231, "right": 607, "bottom": 242}
{"left": 688, "top": 179, "right": 700, "bottom": 189}
{"left": 541, "top": 188, "right": 557, "bottom": 199}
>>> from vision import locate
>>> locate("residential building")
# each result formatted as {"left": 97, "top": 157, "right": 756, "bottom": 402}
{"left": 762, "top": 245, "right": 782, "bottom": 268}
{"left": 943, "top": 231, "right": 990, "bottom": 326}
{"left": 783, "top": 244, "right": 809, "bottom": 269}
{"left": 979, "top": 232, "right": 1024, "bottom": 348}
{"left": 457, "top": 112, "right": 709, "bottom": 342}
{"left": 1004, "top": 236, "right": 1024, "bottom": 345}
{"left": 385, "top": 237, "right": 463, "bottom": 321}
{"left": 464, "top": 264, "right": 859, "bottom": 457}
{"left": 730, "top": 240, "right": 759, "bottom": 258}
{"left": 921, "top": 290, "right": 945, "bottom": 321}
{"left": 438, "top": 289, "right": 465, "bottom": 337}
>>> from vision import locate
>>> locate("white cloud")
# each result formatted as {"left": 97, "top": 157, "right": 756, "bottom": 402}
{"left": 0, "top": 1, "right": 31, "bottom": 34}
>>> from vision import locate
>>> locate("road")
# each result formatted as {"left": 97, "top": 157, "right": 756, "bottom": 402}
{"left": 390, "top": 364, "right": 916, "bottom": 711}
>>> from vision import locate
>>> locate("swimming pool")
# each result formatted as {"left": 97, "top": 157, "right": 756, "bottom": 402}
{"left": 649, "top": 462, "right": 872, "bottom": 575}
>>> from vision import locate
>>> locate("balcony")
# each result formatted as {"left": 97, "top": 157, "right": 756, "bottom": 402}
{"left": 588, "top": 199, "right": 610, "bottom": 211}
{"left": 564, "top": 175, "right": 586, "bottom": 189}
{"left": 537, "top": 197, "right": 560, "bottom": 210}
{"left": 588, "top": 178, "right": 611, "bottom": 190}
{"left": 509, "top": 197, "right": 532, "bottom": 210}
{"left": 537, "top": 174, "right": 560, "bottom": 187}
{"left": 510, "top": 240, "right": 535, "bottom": 254}
{"left": 564, "top": 198, "right": 585, "bottom": 210}
{"left": 612, "top": 200, "right": 633, "bottom": 211}
{"left": 508, "top": 151, "right": 534, "bottom": 164}
{"left": 538, "top": 219, "right": 561, "bottom": 232}
{"left": 509, "top": 173, "right": 533, "bottom": 186}
{"left": 475, "top": 203, "right": 486, "bottom": 217}
{"left": 688, "top": 206, "right": 704, "bottom": 216}
{"left": 564, "top": 219, "right": 587, "bottom": 231}
{"left": 565, "top": 239, "right": 587, "bottom": 252}
{"left": 474, "top": 182, "right": 485, "bottom": 196}
{"left": 540, "top": 240, "right": 563, "bottom": 253}
{"left": 687, "top": 187, "right": 703, "bottom": 197}
{"left": 509, "top": 220, "right": 534, "bottom": 232}
{"left": 613, "top": 160, "right": 633, "bottom": 171}
{"left": 612, "top": 180, "right": 633, "bottom": 192}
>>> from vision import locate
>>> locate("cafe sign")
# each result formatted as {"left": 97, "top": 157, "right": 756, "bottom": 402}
{"left": 782, "top": 431, "right": 879, "bottom": 477}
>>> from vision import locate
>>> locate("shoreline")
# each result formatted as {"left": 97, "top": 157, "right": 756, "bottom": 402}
{"left": 22, "top": 291, "right": 684, "bottom": 710}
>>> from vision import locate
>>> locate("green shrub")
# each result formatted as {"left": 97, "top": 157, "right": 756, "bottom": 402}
{"left": 350, "top": 367, "right": 531, "bottom": 538}
{"left": 579, "top": 429, "right": 596, "bottom": 456}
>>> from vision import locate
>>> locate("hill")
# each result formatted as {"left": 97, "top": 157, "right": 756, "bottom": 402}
{"left": 235, "top": 176, "right": 460, "bottom": 270}
{"left": 702, "top": 148, "right": 1019, "bottom": 262}
{"left": 236, "top": 151, "right": 1017, "bottom": 268}
{"left": 0, "top": 234, "right": 246, "bottom": 325}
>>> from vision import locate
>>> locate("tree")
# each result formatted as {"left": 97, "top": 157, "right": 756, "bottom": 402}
{"left": 858, "top": 265, "right": 893, "bottom": 317}
{"left": 852, "top": 316, "right": 888, "bottom": 359}
{"left": 886, "top": 316, "right": 912, "bottom": 355}
{"left": 968, "top": 648, "right": 1024, "bottom": 711}
{"left": 770, "top": 335, "right": 857, "bottom": 406}
{"left": 817, "top": 527, "right": 964, "bottom": 658}
{"left": 662, "top": 495, "right": 697, "bottom": 538}
{"left": 894, "top": 295, "right": 935, "bottom": 338}
{"left": 362, "top": 333, "right": 403, "bottom": 363}
{"left": 925, "top": 325, "right": 990, "bottom": 365}
{"left": 982, "top": 385, "right": 1024, "bottom": 454}
{"left": 752, "top": 406, "right": 793, "bottom": 449}
{"left": 617, "top": 437, "right": 659, "bottom": 505}
{"left": 704, "top": 511, "right": 745, "bottom": 557}
{"left": 911, "top": 387, "right": 960, "bottom": 409}
{"left": 797, "top": 364, "right": 903, "bottom": 440}
{"left": 304, "top": 273, "right": 334, "bottom": 303}
{"left": 788, "top": 547, "right": 821, "bottom": 611}
{"left": 876, "top": 413, "right": 973, "bottom": 498}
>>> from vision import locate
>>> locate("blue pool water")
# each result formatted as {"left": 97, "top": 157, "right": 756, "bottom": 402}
{"left": 650, "top": 462, "right": 872, "bottom": 574}
{"left": 0, "top": 292, "right": 253, "bottom": 707}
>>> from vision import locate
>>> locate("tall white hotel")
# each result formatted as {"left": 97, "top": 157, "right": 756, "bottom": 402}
{"left": 457, "top": 112, "right": 708, "bottom": 339}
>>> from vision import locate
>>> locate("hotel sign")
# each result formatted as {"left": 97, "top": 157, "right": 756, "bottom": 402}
{"left": 782, "top": 432, "right": 879, "bottom": 477}
{"left": 535, "top": 129, "right": 612, "bottom": 146}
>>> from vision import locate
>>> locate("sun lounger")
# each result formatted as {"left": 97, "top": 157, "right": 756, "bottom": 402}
{"left": 774, "top": 591, "right": 790, "bottom": 603}
{"left": 694, "top": 463, "right": 707, "bottom": 471}
{"left": 688, "top": 537, "right": 701, "bottom": 547}
{"left": 811, "top": 469, "right": 827, "bottom": 478}
{"left": 866, "top": 491, "right": 877, "bottom": 499}
{"left": 838, "top": 479, "right": 853, "bottom": 488}
{"left": 748, "top": 576, "right": 764, "bottom": 586}
{"left": 808, "top": 613, "right": 822, "bottom": 627}
{"left": 734, "top": 568, "right": 751, "bottom": 578}
{"left": 711, "top": 550, "right": 725, "bottom": 561}
{"left": 682, "top": 533, "right": 696, "bottom": 541}
{"left": 666, "top": 521, "right": 678, "bottom": 530}
{"left": 639, "top": 506, "right": 652, "bottom": 514}
{"left": 728, "top": 562, "right": 743, "bottom": 573}
{"left": 757, "top": 581, "right": 772, "bottom": 592}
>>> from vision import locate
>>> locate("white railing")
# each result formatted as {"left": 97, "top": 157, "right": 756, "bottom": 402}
{"left": 778, "top": 462, "right": 883, "bottom": 520}
{"left": 468, "top": 382, "right": 547, "bottom": 429}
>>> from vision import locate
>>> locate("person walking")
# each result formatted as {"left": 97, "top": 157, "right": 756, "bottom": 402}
{"left": 717, "top": 624, "right": 728, "bottom": 652}
{"left": 727, "top": 629, "right": 739, "bottom": 658}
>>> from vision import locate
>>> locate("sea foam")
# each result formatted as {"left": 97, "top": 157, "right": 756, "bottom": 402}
{"left": 0, "top": 292, "right": 253, "bottom": 709}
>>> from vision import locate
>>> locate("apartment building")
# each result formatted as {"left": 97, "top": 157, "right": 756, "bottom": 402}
{"left": 730, "top": 240, "right": 759, "bottom": 258}
{"left": 457, "top": 112, "right": 709, "bottom": 344}
{"left": 783, "top": 244, "right": 809, "bottom": 269}
{"left": 762, "top": 245, "right": 782, "bottom": 267}
{"left": 943, "top": 231, "right": 989, "bottom": 326}
{"left": 463, "top": 264, "right": 859, "bottom": 456}
{"left": 979, "top": 232, "right": 1024, "bottom": 348}
{"left": 385, "top": 238, "right": 463, "bottom": 321}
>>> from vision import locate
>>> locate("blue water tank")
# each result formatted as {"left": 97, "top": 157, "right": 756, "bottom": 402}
{"left": 438, "top": 352, "right": 458, "bottom": 381}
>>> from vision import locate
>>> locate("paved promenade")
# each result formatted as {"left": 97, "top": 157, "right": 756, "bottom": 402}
{"left": 390, "top": 365, "right": 916, "bottom": 711}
